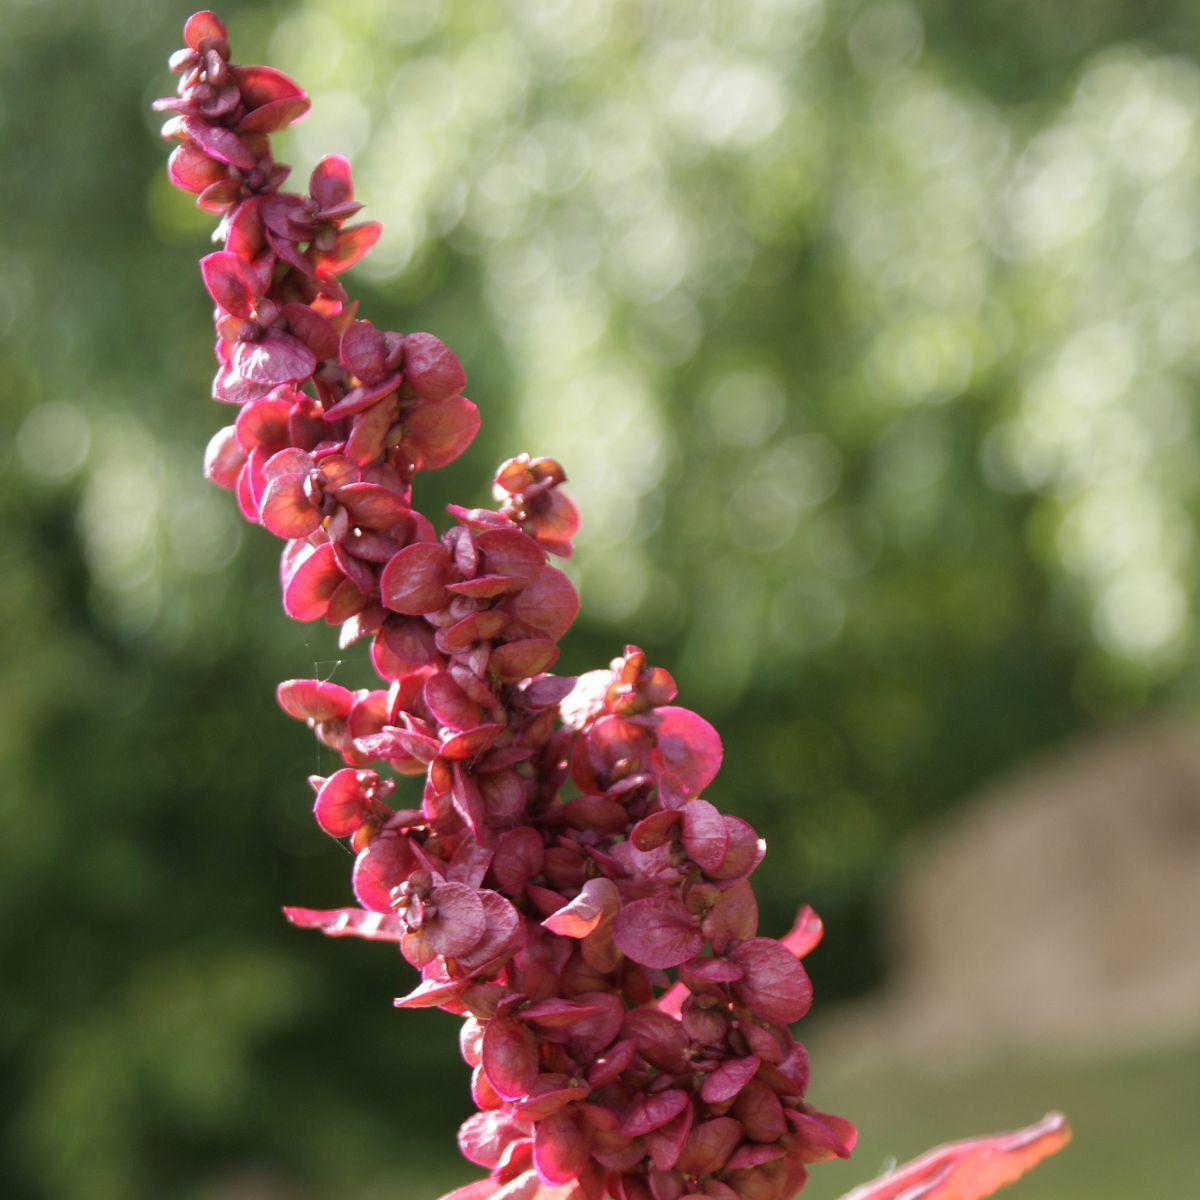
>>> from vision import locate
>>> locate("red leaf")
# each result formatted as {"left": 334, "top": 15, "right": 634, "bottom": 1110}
{"left": 836, "top": 1113, "right": 1070, "bottom": 1200}
{"left": 380, "top": 542, "right": 452, "bottom": 615}
{"left": 481, "top": 1016, "right": 540, "bottom": 1101}
{"left": 613, "top": 895, "right": 702, "bottom": 969}
{"left": 232, "top": 65, "right": 310, "bottom": 133}
{"left": 401, "top": 332, "right": 467, "bottom": 401}
{"left": 730, "top": 938, "right": 813, "bottom": 1025}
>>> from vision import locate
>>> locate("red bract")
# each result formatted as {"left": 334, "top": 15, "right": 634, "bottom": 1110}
{"left": 158, "top": 15, "right": 1070, "bottom": 1200}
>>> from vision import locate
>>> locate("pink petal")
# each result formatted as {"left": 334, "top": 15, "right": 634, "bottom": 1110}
{"left": 732, "top": 1077, "right": 786, "bottom": 1142}
{"left": 181, "top": 116, "right": 257, "bottom": 170}
{"left": 321, "top": 222, "right": 382, "bottom": 274}
{"left": 282, "top": 542, "right": 343, "bottom": 621}
{"left": 353, "top": 827, "right": 416, "bottom": 911}
{"left": 730, "top": 938, "right": 813, "bottom": 1025}
{"left": 380, "top": 542, "right": 452, "bottom": 615}
{"left": 425, "top": 671, "right": 483, "bottom": 731}
{"left": 340, "top": 319, "right": 388, "bottom": 380}
{"left": 651, "top": 707, "right": 723, "bottom": 799}
{"left": 700, "top": 1055, "right": 761, "bottom": 1105}
{"left": 282, "top": 302, "right": 339, "bottom": 360}
{"left": 312, "top": 768, "right": 372, "bottom": 837}
{"left": 424, "top": 881, "right": 487, "bottom": 957}
{"left": 235, "top": 393, "right": 291, "bottom": 450}
{"left": 233, "top": 331, "right": 317, "bottom": 387}
{"left": 283, "top": 905, "right": 404, "bottom": 941}
{"left": 680, "top": 798, "right": 728, "bottom": 872}
{"left": 620, "top": 1089, "right": 690, "bottom": 1137}
{"left": 200, "top": 250, "right": 257, "bottom": 317}
{"left": 401, "top": 331, "right": 468, "bottom": 401}
{"left": 311, "top": 154, "right": 354, "bottom": 210}
{"left": 183, "top": 10, "right": 228, "bottom": 51}
{"left": 231, "top": 65, "right": 310, "bottom": 132}
{"left": 482, "top": 1016, "right": 540, "bottom": 1101}
{"left": 336, "top": 481, "right": 411, "bottom": 531}
{"left": 542, "top": 878, "right": 621, "bottom": 938}
{"left": 260, "top": 474, "right": 321, "bottom": 538}
{"left": 167, "top": 141, "right": 226, "bottom": 194}
{"left": 706, "top": 816, "right": 766, "bottom": 883}
{"left": 203, "top": 425, "right": 245, "bottom": 488}
{"left": 476, "top": 528, "right": 545, "bottom": 584}
{"left": 837, "top": 1113, "right": 1069, "bottom": 1200}
{"left": 534, "top": 1106, "right": 590, "bottom": 1186}
{"left": 676, "top": 1118, "right": 742, "bottom": 1178}
{"left": 702, "top": 880, "right": 759, "bottom": 955}
{"left": 489, "top": 638, "right": 560, "bottom": 683}
{"left": 371, "top": 618, "right": 439, "bottom": 679}
{"left": 401, "top": 395, "right": 481, "bottom": 470}
{"left": 780, "top": 905, "right": 824, "bottom": 960}
{"left": 613, "top": 894, "right": 702, "bottom": 969}
{"left": 504, "top": 567, "right": 579, "bottom": 641}
{"left": 276, "top": 677, "right": 354, "bottom": 722}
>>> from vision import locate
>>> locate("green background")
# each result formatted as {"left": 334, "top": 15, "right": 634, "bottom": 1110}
{"left": 3, "top": 0, "right": 1199, "bottom": 1196}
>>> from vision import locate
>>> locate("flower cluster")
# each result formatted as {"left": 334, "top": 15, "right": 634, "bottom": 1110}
{"left": 157, "top": 14, "right": 1069, "bottom": 1200}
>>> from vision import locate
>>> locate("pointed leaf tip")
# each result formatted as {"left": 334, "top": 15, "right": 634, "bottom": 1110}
{"left": 838, "top": 1113, "right": 1071, "bottom": 1200}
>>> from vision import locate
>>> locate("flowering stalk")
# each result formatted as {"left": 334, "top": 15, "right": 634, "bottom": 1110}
{"left": 156, "top": 13, "right": 1070, "bottom": 1200}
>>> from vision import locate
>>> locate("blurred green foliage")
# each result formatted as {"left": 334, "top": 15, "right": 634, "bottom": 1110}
{"left": 3, "top": 0, "right": 1199, "bottom": 1197}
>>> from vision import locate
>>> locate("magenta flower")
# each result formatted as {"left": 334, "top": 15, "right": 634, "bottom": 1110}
{"left": 156, "top": 14, "right": 1070, "bottom": 1200}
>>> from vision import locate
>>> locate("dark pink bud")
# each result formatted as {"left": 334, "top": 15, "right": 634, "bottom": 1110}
{"left": 621, "top": 1090, "right": 690, "bottom": 1138}
{"left": 282, "top": 542, "right": 344, "bottom": 620}
{"left": 542, "top": 878, "right": 620, "bottom": 938}
{"left": 310, "top": 154, "right": 354, "bottom": 210}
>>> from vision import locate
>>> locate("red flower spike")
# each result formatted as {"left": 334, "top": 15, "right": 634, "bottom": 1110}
{"left": 159, "top": 17, "right": 1068, "bottom": 1200}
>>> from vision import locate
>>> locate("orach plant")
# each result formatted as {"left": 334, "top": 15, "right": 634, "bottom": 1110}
{"left": 156, "top": 13, "right": 1071, "bottom": 1200}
